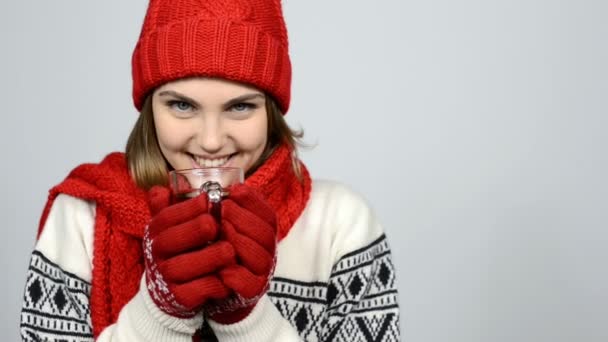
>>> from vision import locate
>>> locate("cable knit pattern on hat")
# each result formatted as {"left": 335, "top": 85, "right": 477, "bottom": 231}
{"left": 131, "top": 0, "right": 291, "bottom": 113}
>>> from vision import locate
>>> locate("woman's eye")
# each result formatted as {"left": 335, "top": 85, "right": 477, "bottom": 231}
{"left": 230, "top": 103, "right": 255, "bottom": 112}
{"left": 168, "top": 100, "right": 193, "bottom": 112}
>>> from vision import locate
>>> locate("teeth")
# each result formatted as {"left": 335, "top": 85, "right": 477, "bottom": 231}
{"left": 195, "top": 155, "right": 229, "bottom": 168}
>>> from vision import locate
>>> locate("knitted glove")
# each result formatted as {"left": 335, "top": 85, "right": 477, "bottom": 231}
{"left": 207, "top": 184, "right": 278, "bottom": 324}
{"left": 144, "top": 186, "right": 235, "bottom": 318}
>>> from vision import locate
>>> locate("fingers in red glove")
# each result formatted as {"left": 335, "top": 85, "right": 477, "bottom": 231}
{"left": 221, "top": 220, "right": 274, "bottom": 276}
{"left": 160, "top": 241, "right": 236, "bottom": 283}
{"left": 221, "top": 199, "right": 276, "bottom": 253}
{"left": 219, "top": 265, "right": 270, "bottom": 299}
{"left": 148, "top": 194, "right": 210, "bottom": 237}
{"left": 145, "top": 189, "right": 235, "bottom": 317}
{"left": 225, "top": 184, "right": 277, "bottom": 227}
{"left": 153, "top": 214, "right": 219, "bottom": 259}
{"left": 172, "top": 275, "right": 231, "bottom": 311}
{"left": 202, "top": 185, "right": 278, "bottom": 322}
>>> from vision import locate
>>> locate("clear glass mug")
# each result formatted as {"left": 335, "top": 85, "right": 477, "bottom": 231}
{"left": 168, "top": 167, "right": 244, "bottom": 203}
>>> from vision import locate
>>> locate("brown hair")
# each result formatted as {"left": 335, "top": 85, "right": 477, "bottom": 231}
{"left": 125, "top": 94, "right": 304, "bottom": 190}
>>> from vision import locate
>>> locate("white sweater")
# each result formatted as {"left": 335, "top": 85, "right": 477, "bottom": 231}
{"left": 21, "top": 180, "right": 400, "bottom": 341}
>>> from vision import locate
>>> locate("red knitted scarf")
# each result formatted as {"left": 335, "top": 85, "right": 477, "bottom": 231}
{"left": 37, "top": 144, "right": 311, "bottom": 337}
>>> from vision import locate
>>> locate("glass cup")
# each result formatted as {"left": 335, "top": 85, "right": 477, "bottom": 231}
{"left": 168, "top": 167, "right": 244, "bottom": 202}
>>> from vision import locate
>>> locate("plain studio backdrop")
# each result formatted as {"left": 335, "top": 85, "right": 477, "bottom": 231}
{"left": 1, "top": 0, "right": 607, "bottom": 341}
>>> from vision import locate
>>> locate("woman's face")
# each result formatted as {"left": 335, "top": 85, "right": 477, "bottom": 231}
{"left": 152, "top": 77, "right": 268, "bottom": 173}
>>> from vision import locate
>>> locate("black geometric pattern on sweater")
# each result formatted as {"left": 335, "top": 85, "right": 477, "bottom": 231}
{"left": 267, "top": 234, "right": 400, "bottom": 342}
{"left": 323, "top": 234, "right": 399, "bottom": 341}
{"left": 21, "top": 235, "right": 399, "bottom": 342}
{"left": 21, "top": 251, "right": 93, "bottom": 342}
{"left": 267, "top": 278, "right": 328, "bottom": 341}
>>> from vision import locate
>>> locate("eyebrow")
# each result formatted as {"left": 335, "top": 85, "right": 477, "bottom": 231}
{"left": 157, "top": 90, "right": 265, "bottom": 108}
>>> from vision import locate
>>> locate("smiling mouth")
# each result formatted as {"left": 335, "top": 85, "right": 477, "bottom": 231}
{"left": 189, "top": 153, "right": 236, "bottom": 168}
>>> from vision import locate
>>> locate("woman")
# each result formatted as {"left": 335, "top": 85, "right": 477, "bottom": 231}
{"left": 20, "top": 0, "right": 400, "bottom": 340}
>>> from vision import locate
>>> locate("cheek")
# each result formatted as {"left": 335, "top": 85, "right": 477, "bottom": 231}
{"left": 237, "top": 115, "right": 268, "bottom": 154}
{"left": 154, "top": 114, "right": 188, "bottom": 152}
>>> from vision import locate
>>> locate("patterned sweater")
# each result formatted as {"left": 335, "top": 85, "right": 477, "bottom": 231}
{"left": 21, "top": 180, "right": 400, "bottom": 341}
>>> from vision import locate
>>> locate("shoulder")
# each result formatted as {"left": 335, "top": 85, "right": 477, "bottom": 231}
{"left": 307, "top": 179, "right": 378, "bottom": 223}
{"left": 305, "top": 180, "right": 385, "bottom": 258}
{"left": 39, "top": 194, "right": 96, "bottom": 236}
{"left": 47, "top": 151, "right": 144, "bottom": 207}
{"left": 309, "top": 179, "right": 371, "bottom": 209}
{"left": 64, "top": 152, "right": 129, "bottom": 183}
{"left": 50, "top": 193, "right": 97, "bottom": 214}
{"left": 36, "top": 194, "right": 96, "bottom": 281}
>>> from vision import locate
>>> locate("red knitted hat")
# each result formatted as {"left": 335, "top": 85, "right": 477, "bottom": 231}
{"left": 131, "top": 0, "right": 291, "bottom": 113}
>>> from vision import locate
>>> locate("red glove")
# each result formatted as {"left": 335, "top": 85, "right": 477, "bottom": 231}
{"left": 144, "top": 186, "right": 236, "bottom": 318}
{"left": 207, "top": 184, "right": 278, "bottom": 324}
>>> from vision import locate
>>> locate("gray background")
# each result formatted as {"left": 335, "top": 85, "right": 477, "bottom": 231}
{"left": 1, "top": 0, "right": 607, "bottom": 341}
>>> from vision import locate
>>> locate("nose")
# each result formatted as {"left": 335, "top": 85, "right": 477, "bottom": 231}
{"left": 196, "top": 115, "right": 225, "bottom": 153}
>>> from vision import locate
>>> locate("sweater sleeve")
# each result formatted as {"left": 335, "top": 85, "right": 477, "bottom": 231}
{"left": 20, "top": 194, "right": 202, "bottom": 342}
{"left": 320, "top": 184, "right": 401, "bottom": 341}
{"left": 21, "top": 194, "right": 96, "bottom": 341}
{"left": 321, "top": 234, "right": 400, "bottom": 341}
